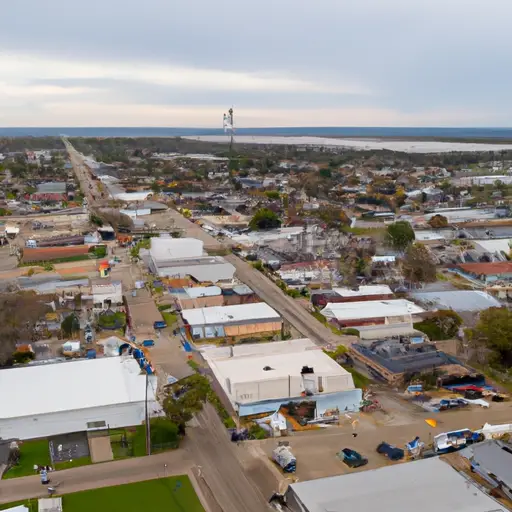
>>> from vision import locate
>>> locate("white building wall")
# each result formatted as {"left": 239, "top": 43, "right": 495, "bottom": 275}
{"left": 231, "top": 373, "right": 352, "bottom": 403}
{"left": 0, "top": 401, "right": 148, "bottom": 440}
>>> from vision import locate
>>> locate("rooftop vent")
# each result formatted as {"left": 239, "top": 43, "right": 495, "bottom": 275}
{"left": 263, "top": 366, "right": 274, "bottom": 371}
{"left": 301, "top": 366, "right": 314, "bottom": 374}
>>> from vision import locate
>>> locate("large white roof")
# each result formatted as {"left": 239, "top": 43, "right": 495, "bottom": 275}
{"left": 288, "top": 457, "right": 502, "bottom": 512}
{"left": 321, "top": 299, "right": 425, "bottom": 321}
{"left": 204, "top": 339, "right": 353, "bottom": 386}
{"left": 332, "top": 285, "right": 392, "bottom": 298}
{"left": 150, "top": 237, "right": 204, "bottom": 261}
{"left": 0, "top": 357, "right": 152, "bottom": 419}
{"left": 181, "top": 302, "right": 280, "bottom": 326}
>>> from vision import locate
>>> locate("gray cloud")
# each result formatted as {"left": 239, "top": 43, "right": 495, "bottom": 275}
{"left": 2, "top": 0, "right": 512, "bottom": 125}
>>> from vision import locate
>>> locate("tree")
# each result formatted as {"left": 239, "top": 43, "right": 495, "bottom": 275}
{"left": 151, "top": 182, "right": 162, "bottom": 193}
{"left": 386, "top": 221, "right": 415, "bottom": 250}
{"left": 428, "top": 214, "right": 448, "bottom": 229}
{"left": 249, "top": 208, "right": 281, "bottom": 230}
{"left": 0, "top": 293, "right": 50, "bottom": 365}
{"left": 61, "top": 314, "right": 80, "bottom": 337}
{"left": 319, "top": 168, "right": 332, "bottom": 179}
{"left": 402, "top": 243, "right": 436, "bottom": 284}
{"left": 468, "top": 307, "right": 512, "bottom": 368}
{"left": 265, "top": 190, "right": 280, "bottom": 200}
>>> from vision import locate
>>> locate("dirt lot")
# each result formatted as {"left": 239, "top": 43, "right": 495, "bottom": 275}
{"left": 253, "top": 395, "right": 512, "bottom": 482}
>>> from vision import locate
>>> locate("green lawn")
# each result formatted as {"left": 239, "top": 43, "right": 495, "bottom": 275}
{"left": 0, "top": 477, "right": 204, "bottom": 512}
{"left": 54, "top": 456, "right": 92, "bottom": 471}
{"left": 161, "top": 311, "right": 178, "bottom": 326}
{"left": 109, "top": 426, "right": 146, "bottom": 459}
{"left": 2, "top": 439, "right": 50, "bottom": 479}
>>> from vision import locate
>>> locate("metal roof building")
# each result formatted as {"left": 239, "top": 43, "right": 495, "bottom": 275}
{"left": 411, "top": 290, "right": 501, "bottom": 312}
{"left": 321, "top": 299, "right": 425, "bottom": 322}
{"left": 0, "top": 357, "right": 157, "bottom": 440}
{"left": 285, "top": 457, "right": 504, "bottom": 512}
{"left": 182, "top": 303, "right": 282, "bottom": 340}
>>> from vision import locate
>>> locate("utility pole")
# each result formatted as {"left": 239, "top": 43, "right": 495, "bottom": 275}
{"left": 145, "top": 371, "right": 151, "bottom": 455}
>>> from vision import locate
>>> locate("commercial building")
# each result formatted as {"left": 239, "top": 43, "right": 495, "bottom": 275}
{"left": 320, "top": 299, "right": 425, "bottom": 339}
{"left": 455, "top": 261, "right": 512, "bottom": 284}
{"left": 284, "top": 457, "right": 504, "bottom": 512}
{"left": 144, "top": 236, "right": 235, "bottom": 283}
{"left": 0, "top": 357, "right": 157, "bottom": 440}
{"left": 181, "top": 302, "right": 282, "bottom": 340}
{"left": 312, "top": 285, "right": 393, "bottom": 307}
{"left": 170, "top": 284, "right": 259, "bottom": 309}
{"left": 459, "top": 175, "right": 512, "bottom": 186}
{"left": 349, "top": 339, "right": 463, "bottom": 385}
{"left": 411, "top": 290, "right": 501, "bottom": 314}
{"left": 203, "top": 339, "right": 361, "bottom": 416}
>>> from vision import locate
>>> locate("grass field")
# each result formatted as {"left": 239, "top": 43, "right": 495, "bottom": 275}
{"left": 2, "top": 439, "right": 50, "bottom": 479}
{"left": 0, "top": 476, "right": 205, "bottom": 512}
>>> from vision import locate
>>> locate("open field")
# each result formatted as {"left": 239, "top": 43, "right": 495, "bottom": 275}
{"left": 0, "top": 476, "right": 204, "bottom": 512}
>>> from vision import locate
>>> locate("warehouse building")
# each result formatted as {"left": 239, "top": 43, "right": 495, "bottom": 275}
{"left": 182, "top": 302, "right": 282, "bottom": 341}
{"left": 0, "top": 357, "right": 157, "bottom": 440}
{"left": 411, "top": 290, "right": 501, "bottom": 314}
{"left": 284, "top": 457, "right": 503, "bottom": 512}
{"left": 203, "top": 338, "right": 361, "bottom": 416}
{"left": 320, "top": 299, "right": 425, "bottom": 339}
{"left": 143, "top": 236, "right": 235, "bottom": 282}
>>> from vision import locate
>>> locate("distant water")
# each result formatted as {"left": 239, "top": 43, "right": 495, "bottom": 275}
{"left": 2, "top": 126, "right": 512, "bottom": 139}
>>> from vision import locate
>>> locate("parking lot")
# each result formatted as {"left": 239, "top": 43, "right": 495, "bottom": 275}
{"left": 252, "top": 395, "right": 512, "bottom": 482}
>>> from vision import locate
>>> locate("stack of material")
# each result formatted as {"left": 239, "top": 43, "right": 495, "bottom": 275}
{"left": 272, "top": 445, "right": 297, "bottom": 473}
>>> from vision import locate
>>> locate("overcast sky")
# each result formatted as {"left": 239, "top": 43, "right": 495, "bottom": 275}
{"left": 2, "top": 0, "right": 511, "bottom": 127}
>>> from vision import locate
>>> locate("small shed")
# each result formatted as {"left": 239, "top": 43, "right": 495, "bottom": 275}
{"left": 38, "top": 497, "right": 63, "bottom": 512}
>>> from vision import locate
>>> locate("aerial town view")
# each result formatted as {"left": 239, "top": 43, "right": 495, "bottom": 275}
{"left": 2, "top": 1, "right": 512, "bottom": 512}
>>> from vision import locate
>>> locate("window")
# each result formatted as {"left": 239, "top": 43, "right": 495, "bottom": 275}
{"left": 87, "top": 420, "right": 106, "bottom": 429}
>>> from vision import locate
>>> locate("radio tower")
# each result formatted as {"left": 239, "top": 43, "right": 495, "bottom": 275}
{"left": 223, "top": 107, "right": 235, "bottom": 164}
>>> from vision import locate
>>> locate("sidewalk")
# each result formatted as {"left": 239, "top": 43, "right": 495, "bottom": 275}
{"left": 0, "top": 450, "right": 192, "bottom": 505}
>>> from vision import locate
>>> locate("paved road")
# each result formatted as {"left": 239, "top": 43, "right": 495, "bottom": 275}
{"left": 0, "top": 451, "right": 192, "bottom": 505}
{"left": 186, "top": 403, "right": 273, "bottom": 512}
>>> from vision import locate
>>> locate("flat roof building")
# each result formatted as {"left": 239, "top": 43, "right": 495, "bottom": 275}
{"left": 321, "top": 299, "right": 425, "bottom": 339}
{"left": 204, "top": 338, "right": 355, "bottom": 405}
{"left": 203, "top": 339, "right": 360, "bottom": 415}
{"left": 144, "top": 236, "right": 235, "bottom": 283}
{"left": 284, "top": 457, "right": 504, "bottom": 512}
{"left": 0, "top": 357, "right": 157, "bottom": 440}
{"left": 349, "top": 339, "right": 463, "bottom": 385}
{"left": 182, "top": 302, "right": 281, "bottom": 340}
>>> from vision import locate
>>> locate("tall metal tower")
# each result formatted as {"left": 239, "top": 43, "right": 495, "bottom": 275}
{"left": 223, "top": 107, "right": 235, "bottom": 161}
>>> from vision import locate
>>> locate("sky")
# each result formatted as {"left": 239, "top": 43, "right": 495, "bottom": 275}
{"left": 1, "top": 0, "right": 512, "bottom": 127}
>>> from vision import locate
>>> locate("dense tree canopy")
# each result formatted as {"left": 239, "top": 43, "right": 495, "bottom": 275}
{"left": 386, "top": 221, "right": 415, "bottom": 250}
{"left": 0, "top": 294, "right": 51, "bottom": 365}
{"left": 428, "top": 215, "right": 448, "bottom": 229}
{"left": 468, "top": 307, "right": 512, "bottom": 368}
{"left": 402, "top": 243, "right": 437, "bottom": 284}
{"left": 249, "top": 208, "right": 281, "bottom": 230}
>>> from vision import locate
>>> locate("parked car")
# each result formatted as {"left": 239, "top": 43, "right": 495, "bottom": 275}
{"left": 339, "top": 448, "right": 368, "bottom": 468}
{"left": 376, "top": 442, "right": 404, "bottom": 461}
{"left": 153, "top": 320, "right": 167, "bottom": 330}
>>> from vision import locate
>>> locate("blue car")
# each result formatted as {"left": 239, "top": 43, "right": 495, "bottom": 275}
{"left": 339, "top": 448, "right": 368, "bottom": 468}
{"left": 376, "top": 442, "right": 404, "bottom": 461}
